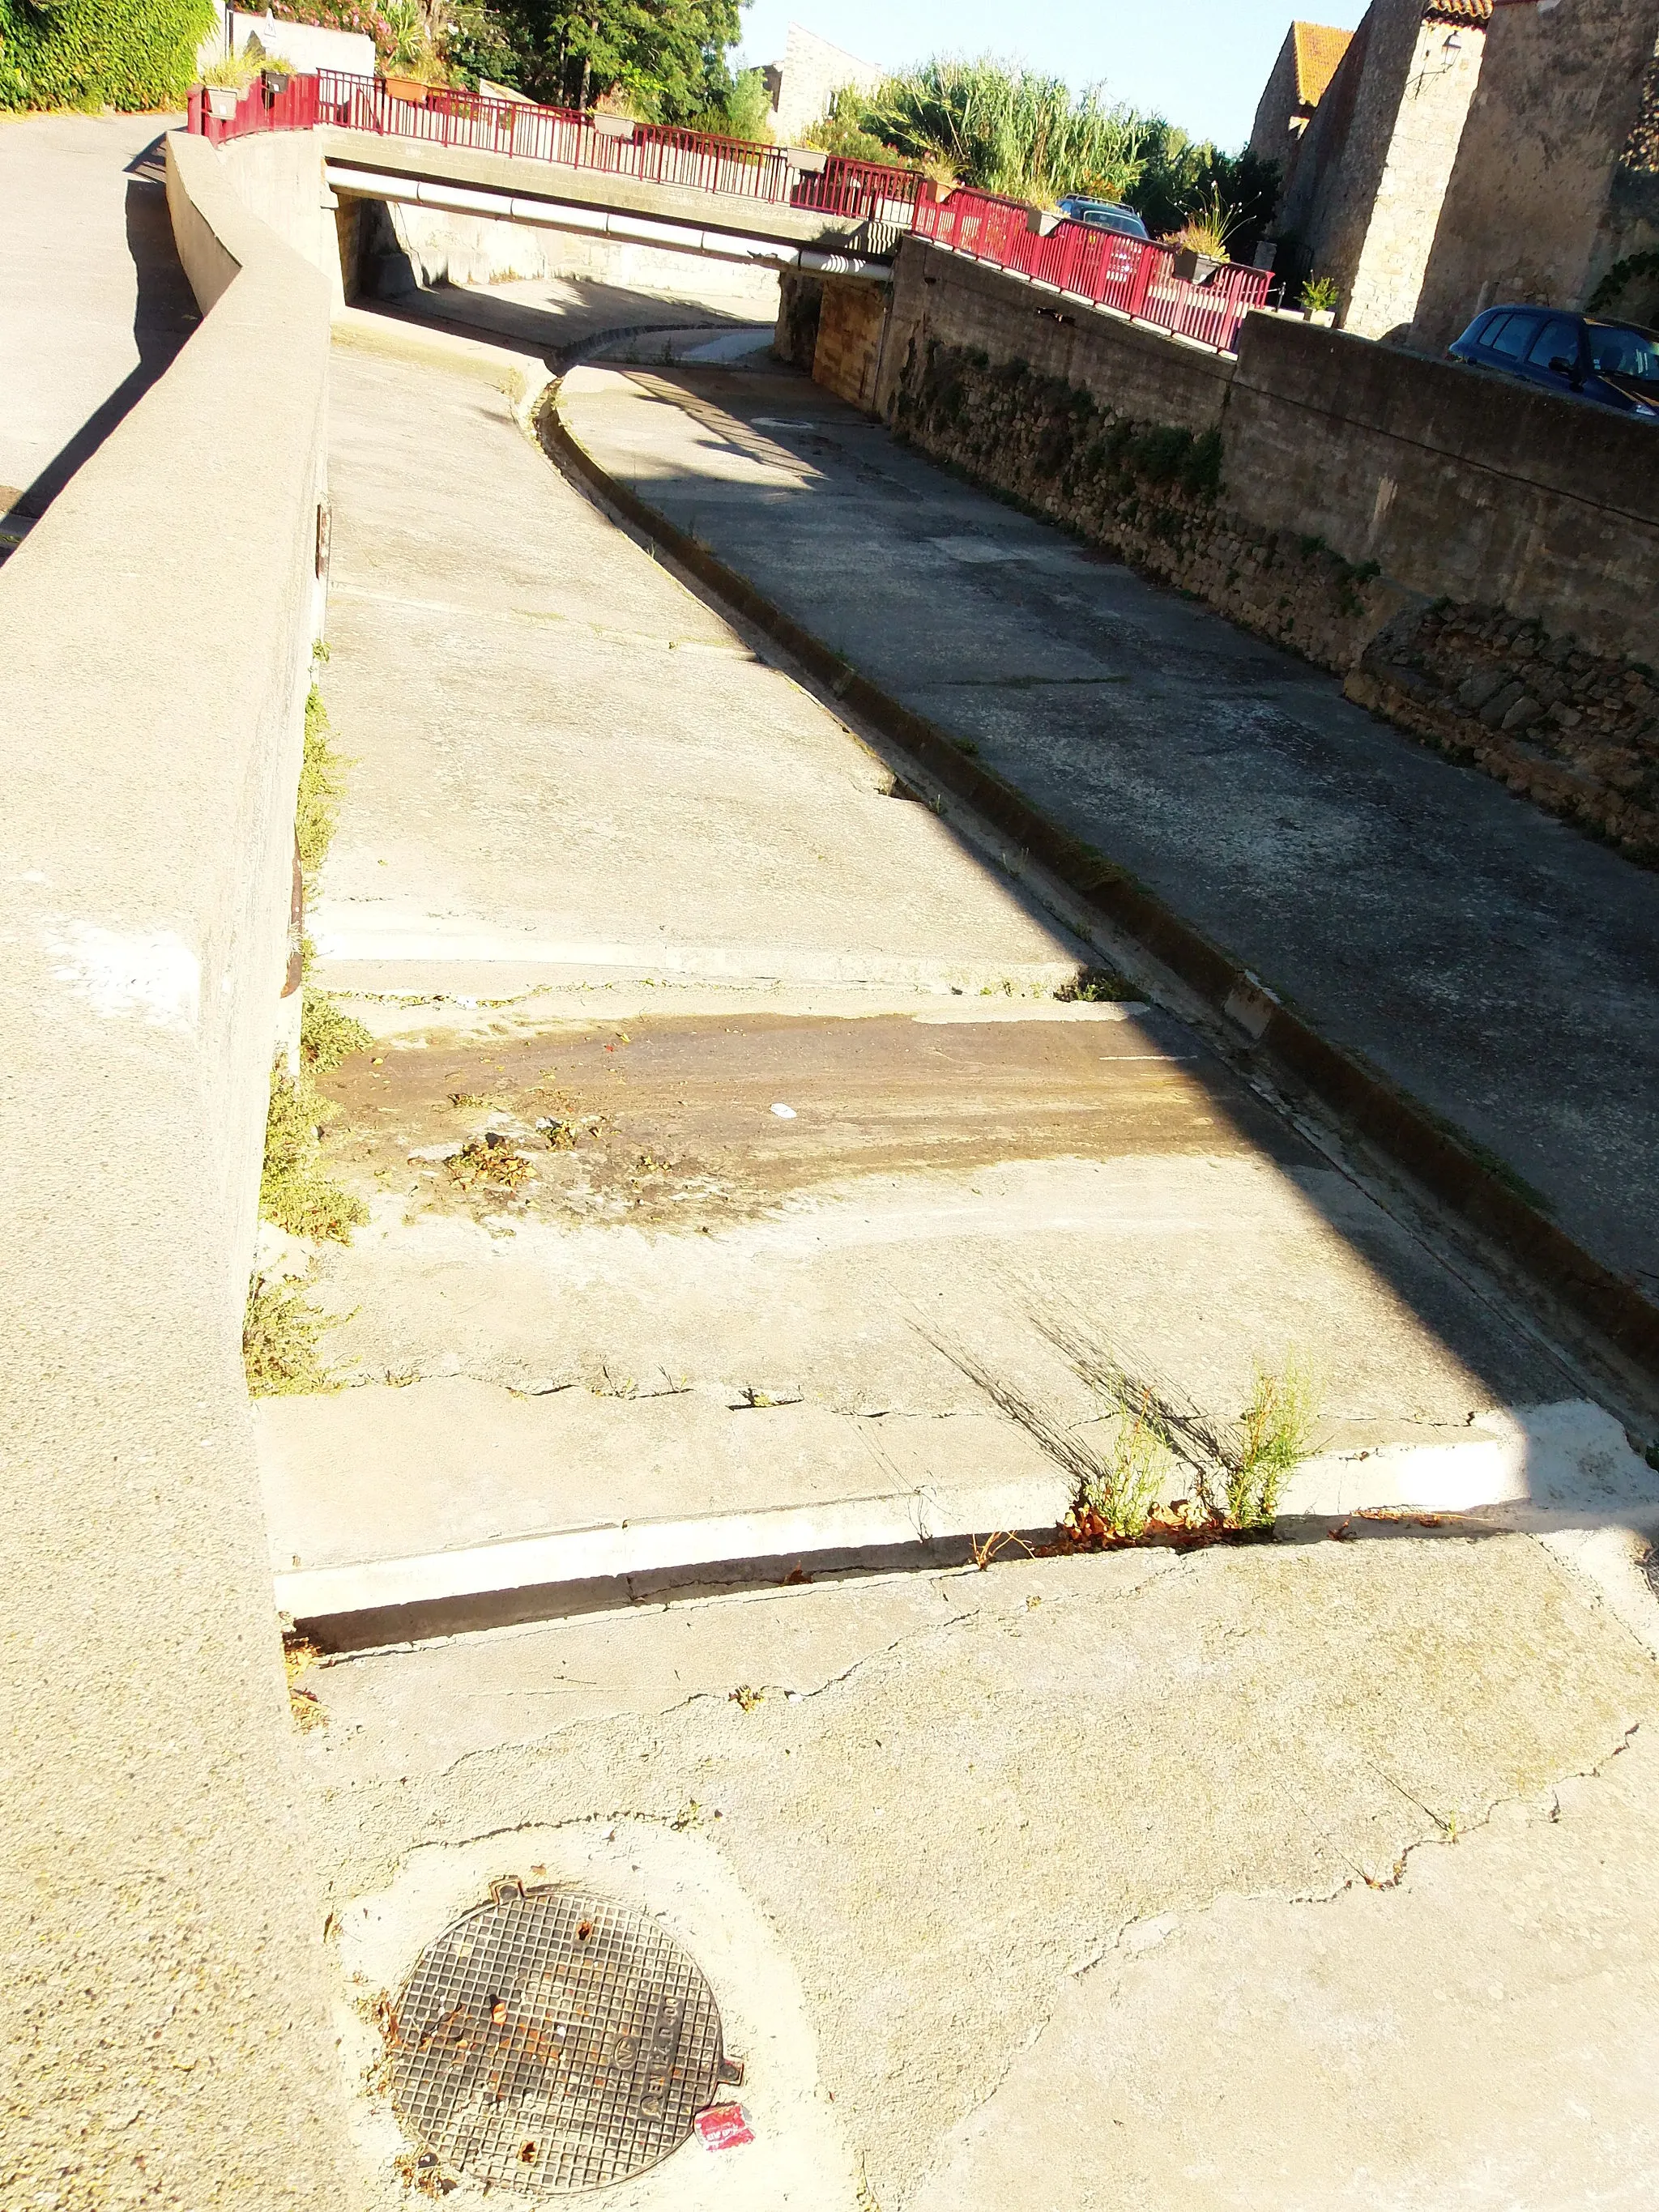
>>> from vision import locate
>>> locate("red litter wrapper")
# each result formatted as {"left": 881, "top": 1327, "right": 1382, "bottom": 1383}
{"left": 694, "top": 2103, "right": 755, "bottom": 2150}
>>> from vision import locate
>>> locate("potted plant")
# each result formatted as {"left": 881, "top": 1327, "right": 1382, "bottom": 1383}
{"left": 784, "top": 147, "right": 830, "bottom": 174}
{"left": 1026, "top": 200, "right": 1065, "bottom": 237}
{"left": 1167, "top": 191, "right": 1238, "bottom": 285}
{"left": 198, "top": 45, "right": 265, "bottom": 118}
{"left": 591, "top": 111, "right": 637, "bottom": 140}
{"left": 1302, "top": 275, "right": 1339, "bottom": 327}
{"left": 382, "top": 0, "right": 442, "bottom": 104}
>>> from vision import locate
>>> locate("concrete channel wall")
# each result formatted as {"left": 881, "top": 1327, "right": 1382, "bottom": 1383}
{"left": 0, "top": 130, "right": 352, "bottom": 2202}
{"left": 784, "top": 239, "right": 1659, "bottom": 855}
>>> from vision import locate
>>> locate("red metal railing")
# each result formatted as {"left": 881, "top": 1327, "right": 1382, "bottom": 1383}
{"left": 188, "top": 70, "right": 321, "bottom": 140}
{"left": 190, "top": 69, "right": 926, "bottom": 227}
{"left": 914, "top": 187, "right": 1272, "bottom": 355}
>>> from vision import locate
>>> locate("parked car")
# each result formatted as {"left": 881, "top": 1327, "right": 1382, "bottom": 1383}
{"left": 1056, "top": 196, "right": 1150, "bottom": 241}
{"left": 1447, "top": 305, "right": 1659, "bottom": 419}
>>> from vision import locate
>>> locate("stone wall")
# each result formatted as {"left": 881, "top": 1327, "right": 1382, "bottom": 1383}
{"left": 1273, "top": 0, "right": 1487, "bottom": 339}
{"left": 860, "top": 237, "right": 1659, "bottom": 859}
{"left": 811, "top": 273, "right": 887, "bottom": 408}
{"left": 1412, "top": 0, "right": 1659, "bottom": 348}
{"left": 0, "top": 127, "right": 354, "bottom": 2201}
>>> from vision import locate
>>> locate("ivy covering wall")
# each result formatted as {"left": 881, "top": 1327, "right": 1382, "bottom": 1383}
{"left": 0, "top": 0, "right": 215, "bottom": 111}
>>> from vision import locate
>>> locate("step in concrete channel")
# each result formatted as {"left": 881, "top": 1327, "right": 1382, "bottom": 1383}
{"left": 262, "top": 1382, "right": 1659, "bottom": 1649}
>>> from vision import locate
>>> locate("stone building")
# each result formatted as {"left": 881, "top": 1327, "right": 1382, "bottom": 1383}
{"left": 1248, "top": 22, "right": 1355, "bottom": 162}
{"left": 1267, "top": 0, "right": 1492, "bottom": 339}
{"left": 1410, "top": 0, "right": 1659, "bottom": 347}
{"left": 762, "top": 23, "right": 885, "bottom": 146}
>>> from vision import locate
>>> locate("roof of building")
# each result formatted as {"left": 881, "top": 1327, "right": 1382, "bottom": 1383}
{"left": 1290, "top": 21, "right": 1354, "bottom": 108}
{"left": 1422, "top": 0, "right": 1493, "bottom": 23}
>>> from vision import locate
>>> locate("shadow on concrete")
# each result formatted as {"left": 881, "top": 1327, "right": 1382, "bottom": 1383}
{"left": 9, "top": 135, "right": 201, "bottom": 523}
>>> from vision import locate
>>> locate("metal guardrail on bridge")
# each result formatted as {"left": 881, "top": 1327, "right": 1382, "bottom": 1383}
{"left": 914, "top": 187, "right": 1273, "bottom": 356}
{"left": 186, "top": 80, "right": 1269, "bottom": 352}
{"left": 188, "top": 71, "right": 927, "bottom": 229}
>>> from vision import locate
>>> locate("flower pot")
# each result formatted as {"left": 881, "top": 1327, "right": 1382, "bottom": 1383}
{"left": 783, "top": 147, "right": 829, "bottom": 174}
{"left": 384, "top": 75, "right": 429, "bottom": 105}
{"left": 205, "top": 84, "right": 241, "bottom": 119}
{"left": 592, "top": 112, "right": 636, "bottom": 139}
{"left": 1026, "top": 204, "right": 1064, "bottom": 237}
{"left": 1172, "top": 247, "right": 1222, "bottom": 285}
{"left": 1307, "top": 308, "right": 1337, "bottom": 328}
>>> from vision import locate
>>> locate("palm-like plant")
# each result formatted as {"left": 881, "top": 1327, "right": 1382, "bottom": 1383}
{"left": 852, "top": 58, "right": 1143, "bottom": 207}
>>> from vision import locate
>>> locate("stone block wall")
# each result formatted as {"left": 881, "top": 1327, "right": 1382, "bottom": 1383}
{"left": 811, "top": 275, "right": 887, "bottom": 408}
{"left": 1412, "top": 0, "right": 1659, "bottom": 347}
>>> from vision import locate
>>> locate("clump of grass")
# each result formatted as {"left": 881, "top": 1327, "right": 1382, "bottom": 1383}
{"left": 1075, "top": 1387, "right": 1172, "bottom": 1539}
{"left": 1226, "top": 1358, "right": 1320, "bottom": 1528}
{"left": 261, "top": 1061, "right": 368, "bottom": 1242}
{"left": 301, "top": 988, "right": 373, "bottom": 1072}
{"left": 1056, "top": 965, "right": 1133, "bottom": 1002}
{"left": 243, "top": 1276, "right": 336, "bottom": 1396}
{"left": 199, "top": 45, "right": 267, "bottom": 90}
{"left": 296, "top": 683, "right": 347, "bottom": 884}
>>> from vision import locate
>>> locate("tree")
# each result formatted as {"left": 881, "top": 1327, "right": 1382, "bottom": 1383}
{"left": 484, "top": 0, "right": 743, "bottom": 121}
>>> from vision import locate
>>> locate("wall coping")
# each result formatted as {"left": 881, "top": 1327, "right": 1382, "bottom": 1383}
{"left": 0, "top": 127, "right": 352, "bottom": 2202}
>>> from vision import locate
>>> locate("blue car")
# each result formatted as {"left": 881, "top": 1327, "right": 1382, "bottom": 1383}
{"left": 1448, "top": 305, "right": 1659, "bottom": 420}
{"left": 1056, "top": 196, "right": 1150, "bottom": 241}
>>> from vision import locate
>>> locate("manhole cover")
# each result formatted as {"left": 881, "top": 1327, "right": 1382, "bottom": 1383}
{"left": 390, "top": 1882, "right": 729, "bottom": 2193}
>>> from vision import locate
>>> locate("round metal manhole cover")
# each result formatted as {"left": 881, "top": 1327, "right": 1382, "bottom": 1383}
{"left": 391, "top": 1884, "right": 727, "bottom": 2193}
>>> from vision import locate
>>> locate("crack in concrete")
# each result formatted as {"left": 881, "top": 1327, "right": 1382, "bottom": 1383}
{"left": 900, "top": 1718, "right": 1645, "bottom": 2206}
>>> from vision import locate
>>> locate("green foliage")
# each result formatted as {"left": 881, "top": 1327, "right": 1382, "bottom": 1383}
{"left": 693, "top": 61, "right": 768, "bottom": 140}
{"left": 301, "top": 988, "right": 373, "bottom": 1071}
{"left": 822, "top": 56, "right": 1278, "bottom": 258}
{"left": 1226, "top": 1359, "right": 1319, "bottom": 1528}
{"left": 260, "top": 1059, "right": 368, "bottom": 1242}
{"left": 842, "top": 58, "right": 1145, "bottom": 205}
{"left": 0, "top": 0, "right": 215, "bottom": 110}
{"left": 296, "top": 682, "right": 346, "bottom": 885}
{"left": 802, "top": 98, "right": 898, "bottom": 165}
{"left": 482, "top": 0, "right": 741, "bottom": 122}
{"left": 1301, "top": 273, "right": 1339, "bottom": 313}
{"left": 1075, "top": 1391, "right": 1173, "bottom": 1539}
{"left": 198, "top": 41, "right": 267, "bottom": 87}
{"left": 242, "top": 1276, "right": 337, "bottom": 1396}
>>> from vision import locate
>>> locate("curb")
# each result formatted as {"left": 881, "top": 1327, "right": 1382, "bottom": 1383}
{"left": 541, "top": 390, "right": 1659, "bottom": 1384}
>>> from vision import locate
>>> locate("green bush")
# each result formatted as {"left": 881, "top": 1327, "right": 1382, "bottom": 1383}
{"left": 0, "top": 0, "right": 215, "bottom": 111}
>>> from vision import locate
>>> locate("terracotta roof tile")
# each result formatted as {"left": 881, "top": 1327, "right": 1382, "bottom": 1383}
{"left": 1290, "top": 21, "right": 1354, "bottom": 107}
{"left": 1423, "top": 0, "right": 1493, "bottom": 23}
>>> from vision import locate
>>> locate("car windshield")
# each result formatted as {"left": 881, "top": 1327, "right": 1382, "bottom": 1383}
{"left": 1069, "top": 203, "right": 1148, "bottom": 239}
{"left": 1588, "top": 325, "right": 1659, "bottom": 379}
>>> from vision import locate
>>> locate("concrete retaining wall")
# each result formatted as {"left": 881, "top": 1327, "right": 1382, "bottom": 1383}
{"left": 851, "top": 237, "right": 1659, "bottom": 856}
{"left": 369, "top": 197, "right": 783, "bottom": 313}
{"left": 0, "top": 128, "right": 352, "bottom": 2203}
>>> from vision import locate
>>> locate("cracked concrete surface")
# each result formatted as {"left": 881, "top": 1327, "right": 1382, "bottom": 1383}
{"left": 283, "top": 288, "right": 1659, "bottom": 2207}
{"left": 301, "top": 1533, "right": 1659, "bottom": 2209}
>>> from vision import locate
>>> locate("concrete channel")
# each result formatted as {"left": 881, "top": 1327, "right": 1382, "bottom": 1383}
{"left": 242, "top": 273, "right": 1659, "bottom": 2206}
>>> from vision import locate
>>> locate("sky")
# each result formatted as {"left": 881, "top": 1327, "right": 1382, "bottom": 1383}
{"left": 736, "top": 0, "right": 1371, "bottom": 152}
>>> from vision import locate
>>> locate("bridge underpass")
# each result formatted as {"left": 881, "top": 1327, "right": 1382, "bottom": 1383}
{"left": 322, "top": 131, "right": 901, "bottom": 286}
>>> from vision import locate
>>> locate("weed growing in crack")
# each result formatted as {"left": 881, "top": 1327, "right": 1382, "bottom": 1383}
{"left": 1075, "top": 1387, "right": 1173, "bottom": 1539}
{"left": 296, "top": 678, "right": 348, "bottom": 885}
{"left": 1226, "top": 1357, "right": 1319, "bottom": 1528}
{"left": 1056, "top": 965, "right": 1133, "bottom": 1003}
{"left": 261, "top": 1060, "right": 369, "bottom": 1242}
{"left": 301, "top": 983, "right": 373, "bottom": 1072}
{"left": 242, "top": 1276, "right": 338, "bottom": 1396}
